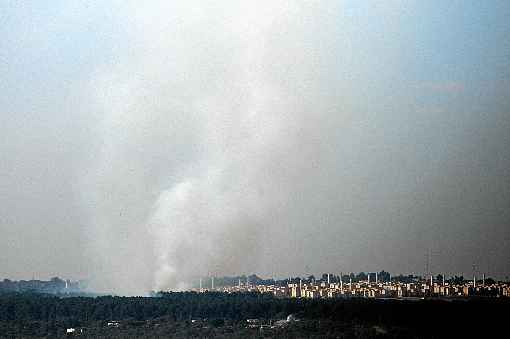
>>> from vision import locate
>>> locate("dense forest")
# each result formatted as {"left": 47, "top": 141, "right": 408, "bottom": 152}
{"left": 0, "top": 291, "right": 507, "bottom": 338}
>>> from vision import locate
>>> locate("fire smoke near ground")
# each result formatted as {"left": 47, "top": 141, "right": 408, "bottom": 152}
{"left": 1, "top": 1, "right": 509, "bottom": 295}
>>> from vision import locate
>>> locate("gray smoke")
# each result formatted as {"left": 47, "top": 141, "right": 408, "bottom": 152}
{"left": 1, "top": 1, "right": 509, "bottom": 294}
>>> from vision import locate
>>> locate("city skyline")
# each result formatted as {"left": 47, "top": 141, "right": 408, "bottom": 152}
{"left": 2, "top": 265, "right": 507, "bottom": 290}
{"left": 3, "top": 269, "right": 509, "bottom": 300}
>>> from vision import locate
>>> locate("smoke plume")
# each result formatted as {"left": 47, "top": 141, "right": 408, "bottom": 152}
{"left": 1, "top": 1, "right": 509, "bottom": 294}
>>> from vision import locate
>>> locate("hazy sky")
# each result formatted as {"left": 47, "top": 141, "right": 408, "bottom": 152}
{"left": 1, "top": 1, "right": 509, "bottom": 294}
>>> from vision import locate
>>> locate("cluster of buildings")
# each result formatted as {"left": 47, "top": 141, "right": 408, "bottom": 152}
{"left": 195, "top": 274, "right": 510, "bottom": 299}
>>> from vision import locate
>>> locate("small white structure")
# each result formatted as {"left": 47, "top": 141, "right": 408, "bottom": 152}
{"left": 66, "top": 328, "right": 75, "bottom": 334}
{"left": 286, "top": 314, "right": 298, "bottom": 322}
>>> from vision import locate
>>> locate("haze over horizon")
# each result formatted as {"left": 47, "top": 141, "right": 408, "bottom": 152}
{"left": 1, "top": 1, "right": 509, "bottom": 294}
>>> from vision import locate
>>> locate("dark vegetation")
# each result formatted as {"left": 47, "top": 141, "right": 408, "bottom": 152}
{"left": 0, "top": 291, "right": 507, "bottom": 338}
{"left": 0, "top": 278, "right": 86, "bottom": 295}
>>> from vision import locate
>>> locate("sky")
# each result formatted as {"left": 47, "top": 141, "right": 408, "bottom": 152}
{"left": 1, "top": 1, "right": 509, "bottom": 294}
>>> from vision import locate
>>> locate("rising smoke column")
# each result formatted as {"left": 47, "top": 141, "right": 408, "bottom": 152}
{"left": 78, "top": 1, "right": 510, "bottom": 294}
{"left": 1, "top": 1, "right": 508, "bottom": 292}
{"left": 82, "top": 1, "right": 345, "bottom": 293}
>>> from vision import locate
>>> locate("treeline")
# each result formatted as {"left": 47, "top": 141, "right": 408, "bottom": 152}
{"left": 0, "top": 292, "right": 289, "bottom": 323}
{"left": 0, "top": 277, "right": 85, "bottom": 294}
{"left": 0, "top": 291, "right": 508, "bottom": 337}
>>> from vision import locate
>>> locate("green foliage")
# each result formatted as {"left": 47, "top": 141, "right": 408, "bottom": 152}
{"left": 0, "top": 291, "right": 508, "bottom": 338}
